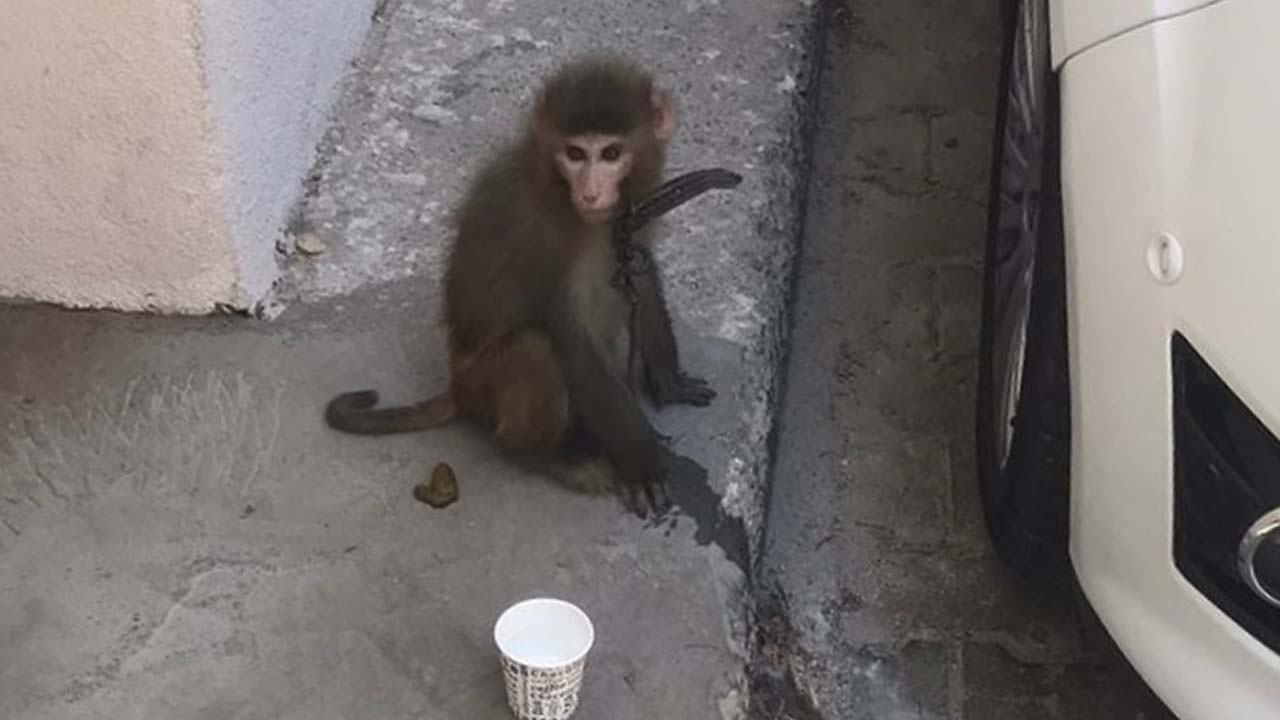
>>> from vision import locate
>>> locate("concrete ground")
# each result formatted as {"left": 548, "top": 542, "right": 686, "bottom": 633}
{"left": 756, "top": 1, "right": 1176, "bottom": 719}
{"left": 0, "top": 1, "right": 819, "bottom": 718}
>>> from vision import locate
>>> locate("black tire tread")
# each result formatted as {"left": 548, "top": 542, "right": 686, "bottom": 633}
{"left": 976, "top": 0, "right": 1072, "bottom": 586}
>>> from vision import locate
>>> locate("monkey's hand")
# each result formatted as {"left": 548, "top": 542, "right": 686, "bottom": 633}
{"left": 620, "top": 472, "right": 672, "bottom": 520}
{"left": 648, "top": 371, "right": 716, "bottom": 408}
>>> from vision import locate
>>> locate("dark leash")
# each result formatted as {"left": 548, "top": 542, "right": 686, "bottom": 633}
{"left": 611, "top": 168, "right": 744, "bottom": 386}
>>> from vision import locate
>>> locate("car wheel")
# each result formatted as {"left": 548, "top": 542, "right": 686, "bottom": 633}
{"left": 977, "top": 0, "right": 1072, "bottom": 584}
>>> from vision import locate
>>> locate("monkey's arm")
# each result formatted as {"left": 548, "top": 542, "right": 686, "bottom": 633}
{"left": 629, "top": 264, "right": 715, "bottom": 408}
{"left": 542, "top": 295, "right": 670, "bottom": 517}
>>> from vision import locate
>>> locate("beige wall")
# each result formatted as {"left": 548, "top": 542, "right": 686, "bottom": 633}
{"left": 0, "top": 0, "right": 374, "bottom": 314}
{"left": 0, "top": 0, "right": 239, "bottom": 313}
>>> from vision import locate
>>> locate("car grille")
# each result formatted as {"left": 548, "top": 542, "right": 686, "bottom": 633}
{"left": 1172, "top": 332, "right": 1280, "bottom": 654}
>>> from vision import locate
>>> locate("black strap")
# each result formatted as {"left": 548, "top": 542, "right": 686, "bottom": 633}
{"left": 611, "top": 168, "right": 743, "bottom": 386}
{"left": 611, "top": 168, "right": 742, "bottom": 300}
{"left": 614, "top": 168, "right": 744, "bottom": 241}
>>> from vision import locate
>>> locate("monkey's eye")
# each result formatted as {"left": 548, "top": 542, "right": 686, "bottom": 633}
{"left": 601, "top": 144, "right": 622, "bottom": 162}
{"left": 566, "top": 146, "right": 587, "bottom": 162}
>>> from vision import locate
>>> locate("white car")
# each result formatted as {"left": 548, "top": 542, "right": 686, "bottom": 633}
{"left": 978, "top": 0, "right": 1280, "bottom": 717}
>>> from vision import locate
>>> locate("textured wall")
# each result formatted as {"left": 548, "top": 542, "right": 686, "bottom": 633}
{"left": 0, "top": 0, "right": 375, "bottom": 313}
{"left": 197, "top": 0, "right": 375, "bottom": 307}
{"left": 0, "top": 0, "right": 238, "bottom": 313}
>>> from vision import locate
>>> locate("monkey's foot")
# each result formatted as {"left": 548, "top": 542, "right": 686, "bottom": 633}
{"left": 555, "top": 457, "right": 617, "bottom": 496}
{"left": 620, "top": 477, "right": 672, "bottom": 520}
{"left": 652, "top": 373, "right": 716, "bottom": 408}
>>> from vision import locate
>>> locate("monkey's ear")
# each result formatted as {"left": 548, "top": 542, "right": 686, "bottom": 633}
{"left": 651, "top": 87, "right": 677, "bottom": 141}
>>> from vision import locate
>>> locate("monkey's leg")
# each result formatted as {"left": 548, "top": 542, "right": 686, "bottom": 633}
{"left": 551, "top": 420, "right": 621, "bottom": 495}
{"left": 543, "top": 296, "right": 671, "bottom": 517}
{"left": 462, "top": 331, "right": 619, "bottom": 496}
{"left": 458, "top": 331, "right": 572, "bottom": 450}
{"left": 629, "top": 266, "right": 715, "bottom": 408}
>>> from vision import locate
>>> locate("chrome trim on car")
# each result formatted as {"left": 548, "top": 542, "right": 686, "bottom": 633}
{"left": 1238, "top": 507, "right": 1280, "bottom": 608}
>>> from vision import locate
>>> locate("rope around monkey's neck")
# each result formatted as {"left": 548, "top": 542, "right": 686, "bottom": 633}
{"left": 610, "top": 168, "right": 743, "bottom": 386}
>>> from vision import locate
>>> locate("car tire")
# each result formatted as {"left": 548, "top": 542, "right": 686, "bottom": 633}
{"left": 977, "top": 0, "right": 1072, "bottom": 585}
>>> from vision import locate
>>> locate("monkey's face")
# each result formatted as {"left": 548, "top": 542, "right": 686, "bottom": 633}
{"left": 555, "top": 134, "right": 635, "bottom": 225}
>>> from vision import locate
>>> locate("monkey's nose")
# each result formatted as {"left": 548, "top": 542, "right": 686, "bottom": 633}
{"left": 581, "top": 193, "right": 600, "bottom": 207}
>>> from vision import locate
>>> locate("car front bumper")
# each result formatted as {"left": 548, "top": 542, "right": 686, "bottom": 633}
{"left": 1061, "top": 1, "right": 1280, "bottom": 717}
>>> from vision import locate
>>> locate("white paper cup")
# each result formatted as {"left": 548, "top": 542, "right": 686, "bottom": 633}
{"left": 493, "top": 598, "right": 595, "bottom": 720}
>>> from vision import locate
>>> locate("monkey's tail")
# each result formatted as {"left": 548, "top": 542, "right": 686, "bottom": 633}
{"left": 324, "top": 390, "right": 457, "bottom": 435}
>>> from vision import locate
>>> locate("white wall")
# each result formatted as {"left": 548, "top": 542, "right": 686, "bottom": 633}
{"left": 0, "top": 0, "right": 376, "bottom": 314}
{"left": 197, "top": 0, "right": 376, "bottom": 306}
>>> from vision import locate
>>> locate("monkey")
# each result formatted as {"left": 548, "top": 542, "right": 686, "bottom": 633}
{"left": 325, "top": 54, "right": 715, "bottom": 517}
